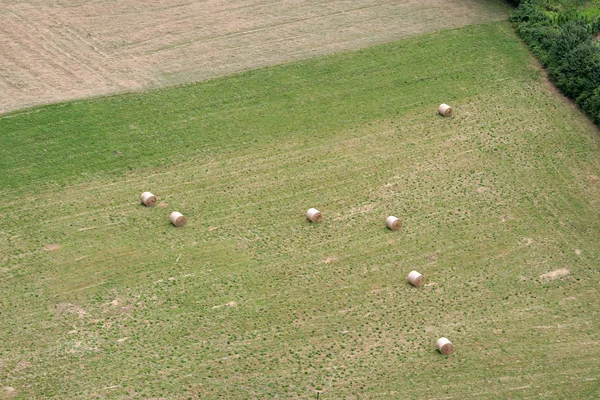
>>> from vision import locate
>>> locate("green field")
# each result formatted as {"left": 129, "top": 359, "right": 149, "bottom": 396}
{"left": 1, "top": 21, "right": 599, "bottom": 398}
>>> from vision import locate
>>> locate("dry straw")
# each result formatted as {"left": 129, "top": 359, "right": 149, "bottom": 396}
{"left": 140, "top": 192, "right": 157, "bottom": 207}
{"left": 386, "top": 216, "right": 402, "bottom": 231}
{"left": 306, "top": 208, "right": 323, "bottom": 223}
{"left": 169, "top": 211, "right": 186, "bottom": 227}
{"left": 438, "top": 103, "right": 453, "bottom": 117}
{"left": 437, "top": 337, "right": 453, "bottom": 355}
{"left": 407, "top": 270, "right": 424, "bottom": 287}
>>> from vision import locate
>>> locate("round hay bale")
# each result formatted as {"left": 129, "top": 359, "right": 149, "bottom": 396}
{"left": 306, "top": 208, "right": 322, "bottom": 223}
{"left": 436, "top": 337, "right": 453, "bottom": 355}
{"left": 407, "top": 270, "right": 424, "bottom": 287}
{"left": 438, "top": 103, "right": 453, "bottom": 117}
{"left": 140, "top": 192, "right": 157, "bottom": 207}
{"left": 169, "top": 211, "right": 186, "bottom": 227}
{"left": 386, "top": 216, "right": 402, "bottom": 231}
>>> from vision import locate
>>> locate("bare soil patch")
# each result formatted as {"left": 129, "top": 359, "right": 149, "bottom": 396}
{"left": 43, "top": 244, "right": 60, "bottom": 251}
{"left": 0, "top": 386, "right": 17, "bottom": 398}
{"left": 540, "top": 269, "right": 569, "bottom": 281}
{"left": 14, "top": 360, "right": 30, "bottom": 372}
{"left": 55, "top": 302, "right": 87, "bottom": 318}
{"left": 0, "top": 0, "right": 508, "bottom": 114}
{"left": 213, "top": 301, "right": 238, "bottom": 309}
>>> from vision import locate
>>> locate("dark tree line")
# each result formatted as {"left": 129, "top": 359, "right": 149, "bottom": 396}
{"left": 510, "top": 0, "right": 600, "bottom": 124}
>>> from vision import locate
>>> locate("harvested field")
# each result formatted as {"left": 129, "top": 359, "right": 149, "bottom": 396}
{"left": 0, "top": 0, "right": 510, "bottom": 114}
{"left": 1, "top": 21, "right": 599, "bottom": 398}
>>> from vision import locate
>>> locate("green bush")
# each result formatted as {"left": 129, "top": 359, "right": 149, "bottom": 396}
{"left": 511, "top": 0, "right": 600, "bottom": 123}
{"left": 549, "top": 23, "right": 600, "bottom": 96}
{"left": 582, "top": 87, "right": 600, "bottom": 122}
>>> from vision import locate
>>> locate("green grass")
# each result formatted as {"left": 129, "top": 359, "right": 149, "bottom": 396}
{"left": 581, "top": 5, "right": 600, "bottom": 18}
{"left": 1, "top": 21, "right": 600, "bottom": 399}
{"left": 547, "top": 0, "right": 600, "bottom": 14}
{"left": 0, "top": 20, "right": 525, "bottom": 196}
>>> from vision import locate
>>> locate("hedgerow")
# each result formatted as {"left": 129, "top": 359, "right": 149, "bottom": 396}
{"left": 510, "top": 0, "right": 600, "bottom": 123}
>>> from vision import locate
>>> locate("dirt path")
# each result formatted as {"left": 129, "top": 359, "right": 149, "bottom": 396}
{"left": 0, "top": 0, "right": 509, "bottom": 114}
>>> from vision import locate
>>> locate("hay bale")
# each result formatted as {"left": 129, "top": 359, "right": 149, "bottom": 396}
{"left": 438, "top": 103, "right": 453, "bottom": 117}
{"left": 437, "top": 337, "right": 453, "bottom": 355}
{"left": 169, "top": 211, "right": 186, "bottom": 227}
{"left": 140, "top": 192, "right": 157, "bottom": 207}
{"left": 306, "top": 208, "right": 323, "bottom": 223}
{"left": 386, "top": 216, "right": 402, "bottom": 231}
{"left": 407, "top": 270, "right": 424, "bottom": 287}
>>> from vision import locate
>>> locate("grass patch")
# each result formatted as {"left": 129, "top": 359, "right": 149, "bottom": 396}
{"left": 1, "top": 22, "right": 528, "bottom": 195}
{"left": 0, "top": 21, "right": 599, "bottom": 398}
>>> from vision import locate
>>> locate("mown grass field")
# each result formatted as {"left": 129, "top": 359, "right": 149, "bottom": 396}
{"left": 1, "top": 21, "right": 599, "bottom": 399}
